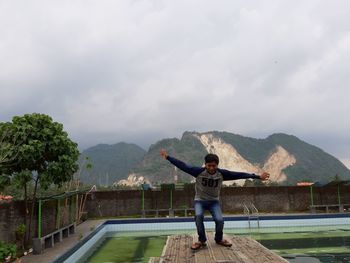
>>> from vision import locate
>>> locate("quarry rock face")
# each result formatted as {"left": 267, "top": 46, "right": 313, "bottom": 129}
{"left": 116, "top": 173, "right": 149, "bottom": 187}
{"left": 92, "top": 131, "right": 349, "bottom": 186}
{"left": 119, "top": 132, "right": 297, "bottom": 185}
{"left": 263, "top": 145, "right": 296, "bottom": 182}
{"left": 195, "top": 133, "right": 261, "bottom": 185}
{"left": 194, "top": 133, "right": 296, "bottom": 185}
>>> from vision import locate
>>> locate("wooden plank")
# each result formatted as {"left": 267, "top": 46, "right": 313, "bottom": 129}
{"left": 210, "top": 234, "right": 252, "bottom": 263}
{"left": 244, "top": 237, "right": 289, "bottom": 263}
{"left": 206, "top": 232, "right": 230, "bottom": 262}
{"left": 159, "top": 232, "right": 287, "bottom": 263}
{"left": 160, "top": 235, "right": 195, "bottom": 263}
{"left": 192, "top": 233, "right": 212, "bottom": 263}
{"left": 181, "top": 234, "right": 195, "bottom": 263}
{"left": 148, "top": 257, "right": 160, "bottom": 263}
{"left": 230, "top": 235, "right": 288, "bottom": 263}
{"left": 231, "top": 235, "right": 259, "bottom": 263}
{"left": 159, "top": 236, "right": 172, "bottom": 263}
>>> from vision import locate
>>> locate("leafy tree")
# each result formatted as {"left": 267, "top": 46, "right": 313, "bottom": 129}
{"left": 11, "top": 170, "right": 32, "bottom": 242}
{"left": 333, "top": 174, "right": 342, "bottom": 182}
{"left": 0, "top": 113, "right": 79, "bottom": 244}
{"left": 0, "top": 175, "right": 10, "bottom": 191}
{"left": 300, "top": 178, "right": 313, "bottom": 183}
{"left": 266, "top": 181, "right": 280, "bottom": 186}
{"left": 252, "top": 179, "right": 265, "bottom": 187}
{"left": 0, "top": 123, "right": 21, "bottom": 190}
{"left": 67, "top": 156, "right": 93, "bottom": 191}
{"left": 0, "top": 122, "right": 19, "bottom": 167}
{"left": 243, "top": 179, "right": 255, "bottom": 187}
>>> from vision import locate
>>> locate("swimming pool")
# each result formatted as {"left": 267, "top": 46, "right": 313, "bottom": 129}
{"left": 53, "top": 214, "right": 350, "bottom": 263}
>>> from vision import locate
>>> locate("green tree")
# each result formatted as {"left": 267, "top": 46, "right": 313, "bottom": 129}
{"left": 0, "top": 113, "right": 79, "bottom": 244}
{"left": 0, "top": 123, "right": 18, "bottom": 167}
{"left": 243, "top": 179, "right": 255, "bottom": 187}
{"left": 0, "top": 175, "right": 11, "bottom": 191}
{"left": 0, "top": 122, "right": 21, "bottom": 190}
{"left": 266, "top": 181, "right": 280, "bottom": 186}
{"left": 11, "top": 170, "right": 32, "bottom": 242}
{"left": 333, "top": 174, "right": 342, "bottom": 182}
{"left": 252, "top": 179, "right": 265, "bottom": 187}
{"left": 68, "top": 156, "right": 93, "bottom": 191}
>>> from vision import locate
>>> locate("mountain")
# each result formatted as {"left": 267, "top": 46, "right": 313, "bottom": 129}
{"left": 132, "top": 132, "right": 207, "bottom": 184}
{"left": 79, "top": 132, "right": 350, "bottom": 186}
{"left": 80, "top": 142, "right": 146, "bottom": 185}
{"left": 132, "top": 131, "right": 350, "bottom": 185}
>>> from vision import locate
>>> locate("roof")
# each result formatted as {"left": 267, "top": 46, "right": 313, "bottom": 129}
{"left": 297, "top": 182, "right": 314, "bottom": 186}
{"left": 0, "top": 195, "right": 13, "bottom": 201}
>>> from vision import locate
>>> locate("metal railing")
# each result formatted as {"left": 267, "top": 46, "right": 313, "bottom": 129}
{"left": 243, "top": 203, "right": 250, "bottom": 215}
{"left": 243, "top": 202, "right": 260, "bottom": 229}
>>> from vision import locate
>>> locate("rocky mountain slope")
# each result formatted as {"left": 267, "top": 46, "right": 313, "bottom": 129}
{"left": 80, "top": 132, "right": 350, "bottom": 186}
{"left": 132, "top": 131, "right": 350, "bottom": 185}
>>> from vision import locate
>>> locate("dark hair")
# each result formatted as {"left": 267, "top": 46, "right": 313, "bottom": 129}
{"left": 204, "top": 153, "right": 219, "bottom": 164}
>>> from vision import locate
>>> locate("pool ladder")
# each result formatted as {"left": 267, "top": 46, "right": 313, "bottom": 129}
{"left": 243, "top": 202, "right": 260, "bottom": 229}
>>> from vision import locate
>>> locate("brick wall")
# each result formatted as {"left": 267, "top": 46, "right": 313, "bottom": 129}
{"left": 85, "top": 185, "right": 350, "bottom": 217}
{"left": 1, "top": 185, "right": 349, "bottom": 243}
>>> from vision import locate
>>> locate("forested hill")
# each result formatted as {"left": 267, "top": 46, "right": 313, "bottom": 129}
{"left": 80, "top": 142, "right": 146, "bottom": 185}
{"left": 133, "top": 131, "right": 350, "bottom": 185}
{"left": 80, "top": 132, "right": 350, "bottom": 185}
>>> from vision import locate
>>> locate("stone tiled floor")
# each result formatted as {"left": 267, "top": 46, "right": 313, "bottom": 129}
{"left": 21, "top": 219, "right": 105, "bottom": 263}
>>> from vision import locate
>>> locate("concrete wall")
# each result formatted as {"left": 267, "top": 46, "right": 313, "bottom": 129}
{"left": 1, "top": 186, "right": 350, "bottom": 243}
{"left": 85, "top": 185, "right": 350, "bottom": 217}
{"left": 0, "top": 198, "right": 72, "bottom": 243}
{"left": 0, "top": 201, "right": 28, "bottom": 243}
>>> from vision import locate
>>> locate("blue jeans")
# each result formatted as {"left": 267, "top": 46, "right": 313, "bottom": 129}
{"left": 194, "top": 200, "right": 224, "bottom": 243}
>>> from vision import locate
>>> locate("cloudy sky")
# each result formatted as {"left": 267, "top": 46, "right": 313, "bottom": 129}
{"left": 1, "top": 0, "right": 350, "bottom": 164}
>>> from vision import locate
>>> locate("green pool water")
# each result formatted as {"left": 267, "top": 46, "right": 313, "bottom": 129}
{"left": 86, "top": 235, "right": 166, "bottom": 263}
{"left": 84, "top": 225, "right": 350, "bottom": 263}
{"left": 245, "top": 228, "right": 350, "bottom": 262}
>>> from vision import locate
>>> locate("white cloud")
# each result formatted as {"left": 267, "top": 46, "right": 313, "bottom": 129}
{"left": 0, "top": 0, "right": 350, "bottom": 160}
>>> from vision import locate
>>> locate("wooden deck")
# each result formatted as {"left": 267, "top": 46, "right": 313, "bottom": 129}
{"left": 149, "top": 232, "right": 288, "bottom": 263}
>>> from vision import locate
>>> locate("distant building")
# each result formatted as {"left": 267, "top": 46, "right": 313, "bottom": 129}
{"left": 297, "top": 182, "right": 314, "bottom": 186}
{"left": 0, "top": 195, "right": 13, "bottom": 202}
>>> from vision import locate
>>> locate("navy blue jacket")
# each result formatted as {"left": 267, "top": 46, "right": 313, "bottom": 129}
{"left": 167, "top": 156, "right": 260, "bottom": 180}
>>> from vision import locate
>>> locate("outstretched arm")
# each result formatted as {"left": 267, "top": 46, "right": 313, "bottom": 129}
{"left": 160, "top": 149, "right": 204, "bottom": 177}
{"left": 219, "top": 168, "right": 270, "bottom": 181}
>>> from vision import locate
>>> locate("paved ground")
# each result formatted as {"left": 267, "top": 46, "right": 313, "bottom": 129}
{"left": 21, "top": 219, "right": 105, "bottom": 263}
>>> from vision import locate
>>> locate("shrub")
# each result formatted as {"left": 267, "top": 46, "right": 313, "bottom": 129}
{"left": 15, "top": 224, "right": 26, "bottom": 238}
{"left": 0, "top": 241, "right": 17, "bottom": 262}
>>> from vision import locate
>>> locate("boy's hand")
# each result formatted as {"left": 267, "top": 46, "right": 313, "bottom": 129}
{"left": 160, "top": 149, "right": 168, "bottom": 159}
{"left": 259, "top": 172, "right": 270, "bottom": 181}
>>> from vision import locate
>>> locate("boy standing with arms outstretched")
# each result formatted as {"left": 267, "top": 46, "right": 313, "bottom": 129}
{"left": 160, "top": 149, "right": 270, "bottom": 250}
